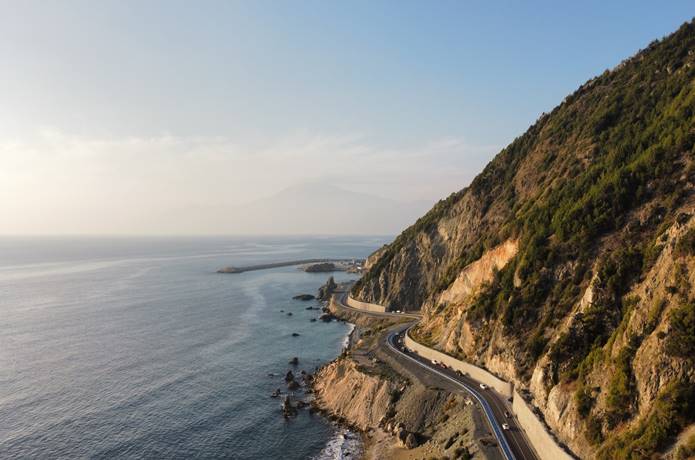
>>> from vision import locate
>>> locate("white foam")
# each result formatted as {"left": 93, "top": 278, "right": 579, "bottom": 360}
{"left": 342, "top": 323, "right": 356, "bottom": 349}
{"left": 313, "top": 427, "right": 363, "bottom": 460}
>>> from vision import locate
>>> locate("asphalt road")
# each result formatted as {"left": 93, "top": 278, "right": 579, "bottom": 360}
{"left": 333, "top": 290, "right": 537, "bottom": 460}
{"left": 385, "top": 327, "right": 538, "bottom": 460}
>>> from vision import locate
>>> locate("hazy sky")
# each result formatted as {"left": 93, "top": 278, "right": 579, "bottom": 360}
{"left": 1, "top": 1, "right": 692, "bottom": 235}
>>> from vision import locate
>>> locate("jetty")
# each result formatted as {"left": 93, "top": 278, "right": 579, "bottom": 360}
{"left": 216, "top": 258, "right": 360, "bottom": 274}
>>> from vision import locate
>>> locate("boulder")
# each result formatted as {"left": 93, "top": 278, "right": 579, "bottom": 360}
{"left": 285, "top": 370, "right": 295, "bottom": 382}
{"left": 405, "top": 433, "right": 419, "bottom": 449}
{"left": 282, "top": 396, "right": 297, "bottom": 417}
{"left": 287, "top": 380, "right": 300, "bottom": 391}
{"left": 396, "top": 426, "right": 407, "bottom": 442}
{"left": 319, "top": 313, "right": 335, "bottom": 322}
{"left": 296, "top": 400, "right": 308, "bottom": 409}
{"left": 292, "top": 332, "right": 300, "bottom": 337}
{"left": 289, "top": 357, "right": 299, "bottom": 365}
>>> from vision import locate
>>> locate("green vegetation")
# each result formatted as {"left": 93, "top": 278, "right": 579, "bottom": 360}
{"left": 354, "top": 20, "right": 695, "bottom": 457}
{"left": 586, "top": 415, "right": 604, "bottom": 445}
{"left": 597, "top": 380, "right": 695, "bottom": 459}
{"left": 676, "top": 227, "right": 695, "bottom": 257}
{"left": 675, "top": 432, "right": 695, "bottom": 460}
{"left": 664, "top": 300, "right": 695, "bottom": 361}
{"left": 605, "top": 338, "right": 638, "bottom": 427}
{"left": 574, "top": 384, "right": 594, "bottom": 418}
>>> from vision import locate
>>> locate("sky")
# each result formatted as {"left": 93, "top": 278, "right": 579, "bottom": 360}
{"left": 0, "top": 1, "right": 692, "bottom": 235}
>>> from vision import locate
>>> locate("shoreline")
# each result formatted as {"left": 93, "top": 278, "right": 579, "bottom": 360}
{"left": 312, "top": 319, "right": 365, "bottom": 460}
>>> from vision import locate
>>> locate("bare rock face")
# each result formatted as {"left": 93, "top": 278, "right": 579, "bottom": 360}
{"left": 437, "top": 239, "right": 518, "bottom": 307}
{"left": 317, "top": 276, "right": 337, "bottom": 301}
{"left": 349, "top": 22, "right": 695, "bottom": 458}
{"left": 312, "top": 358, "right": 395, "bottom": 430}
{"left": 312, "top": 356, "right": 497, "bottom": 458}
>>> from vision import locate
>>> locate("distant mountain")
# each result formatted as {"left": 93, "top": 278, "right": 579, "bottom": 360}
{"left": 353, "top": 20, "right": 695, "bottom": 458}
{"left": 229, "top": 183, "right": 431, "bottom": 235}
{"left": 155, "top": 183, "right": 432, "bottom": 235}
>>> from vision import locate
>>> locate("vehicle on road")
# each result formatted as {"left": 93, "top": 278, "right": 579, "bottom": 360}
{"left": 502, "top": 423, "right": 510, "bottom": 430}
{"left": 431, "top": 359, "right": 439, "bottom": 366}
{"left": 504, "top": 411, "right": 510, "bottom": 418}
{"left": 479, "top": 383, "right": 488, "bottom": 390}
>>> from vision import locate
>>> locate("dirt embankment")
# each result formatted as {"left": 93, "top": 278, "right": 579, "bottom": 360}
{"left": 312, "top": 308, "right": 500, "bottom": 459}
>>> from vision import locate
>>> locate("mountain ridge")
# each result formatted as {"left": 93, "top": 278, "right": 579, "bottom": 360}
{"left": 353, "top": 19, "right": 695, "bottom": 459}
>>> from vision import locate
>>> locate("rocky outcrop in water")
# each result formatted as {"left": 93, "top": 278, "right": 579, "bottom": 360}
{"left": 317, "top": 276, "right": 337, "bottom": 301}
{"left": 293, "top": 294, "right": 315, "bottom": 301}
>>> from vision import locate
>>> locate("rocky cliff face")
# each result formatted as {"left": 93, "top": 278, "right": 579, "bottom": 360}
{"left": 313, "top": 356, "right": 500, "bottom": 459}
{"left": 353, "top": 20, "right": 695, "bottom": 458}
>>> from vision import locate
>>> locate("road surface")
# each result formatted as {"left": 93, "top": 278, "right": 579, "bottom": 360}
{"left": 334, "top": 288, "right": 537, "bottom": 460}
{"left": 385, "top": 326, "right": 538, "bottom": 460}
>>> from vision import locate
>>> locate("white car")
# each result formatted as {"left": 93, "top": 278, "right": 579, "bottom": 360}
{"left": 431, "top": 360, "right": 439, "bottom": 366}
{"left": 502, "top": 423, "right": 510, "bottom": 430}
{"left": 479, "top": 383, "right": 488, "bottom": 390}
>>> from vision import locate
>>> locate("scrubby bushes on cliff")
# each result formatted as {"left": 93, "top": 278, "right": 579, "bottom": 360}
{"left": 354, "top": 20, "right": 695, "bottom": 456}
{"left": 597, "top": 380, "right": 695, "bottom": 459}
{"left": 676, "top": 227, "right": 695, "bottom": 257}
{"left": 665, "top": 300, "right": 695, "bottom": 361}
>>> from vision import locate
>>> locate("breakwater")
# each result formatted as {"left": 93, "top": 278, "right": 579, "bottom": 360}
{"left": 217, "top": 258, "right": 358, "bottom": 274}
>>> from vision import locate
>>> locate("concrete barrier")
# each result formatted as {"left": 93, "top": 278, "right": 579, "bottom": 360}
{"left": 513, "top": 390, "right": 575, "bottom": 460}
{"left": 339, "top": 291, "right": 575, "bottom": 459}
{"left": 403, "top": 331, "right": 514, "bottom": 398}
{"left": 346, "top": 295, "right": 387, "bottom": 313}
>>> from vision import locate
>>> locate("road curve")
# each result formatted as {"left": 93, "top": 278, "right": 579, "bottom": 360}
{"left": 386, "top": 328, "right": 539, "bottom": 460}
{"left": 334, "top": 290, "right": 537, "bottom": 460}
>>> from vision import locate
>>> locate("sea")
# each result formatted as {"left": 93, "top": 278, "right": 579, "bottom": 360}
{"left": 0, "top": 236, "right": 388, "bottom": 459}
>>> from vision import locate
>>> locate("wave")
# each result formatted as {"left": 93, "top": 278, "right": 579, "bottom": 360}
{"left": 313, "top": 427, "right": 362, "bottom": 460}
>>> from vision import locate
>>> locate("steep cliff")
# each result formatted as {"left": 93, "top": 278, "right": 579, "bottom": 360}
{"left": 353, "top": 20, "right": 695, "bottom": 458}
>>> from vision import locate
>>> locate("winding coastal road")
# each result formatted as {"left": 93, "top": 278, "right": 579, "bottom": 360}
{"left": 333, "top": 291, "right": 538, "bottom": 460}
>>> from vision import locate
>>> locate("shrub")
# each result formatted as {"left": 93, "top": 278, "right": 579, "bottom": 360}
{"left": 664, "top": 301, "right": 695, "bottom": 361}
{"left": 597, "top": 380, "right": 695, "bottom": 459}
{"left": 675, "top": 227, "right": 695, "bottom": 257}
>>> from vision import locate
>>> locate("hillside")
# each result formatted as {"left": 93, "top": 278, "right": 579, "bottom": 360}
{"left": 352, "top": 20, "right": 695, "bottom": 459}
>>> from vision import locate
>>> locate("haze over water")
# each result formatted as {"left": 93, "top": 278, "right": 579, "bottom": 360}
{"left": 0, "top": 236, "right": 386, "bottom": 459}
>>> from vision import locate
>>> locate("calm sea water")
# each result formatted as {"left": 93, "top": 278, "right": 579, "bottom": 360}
{"left": 0, "top": 236, "right": 387, "bottom": 459}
